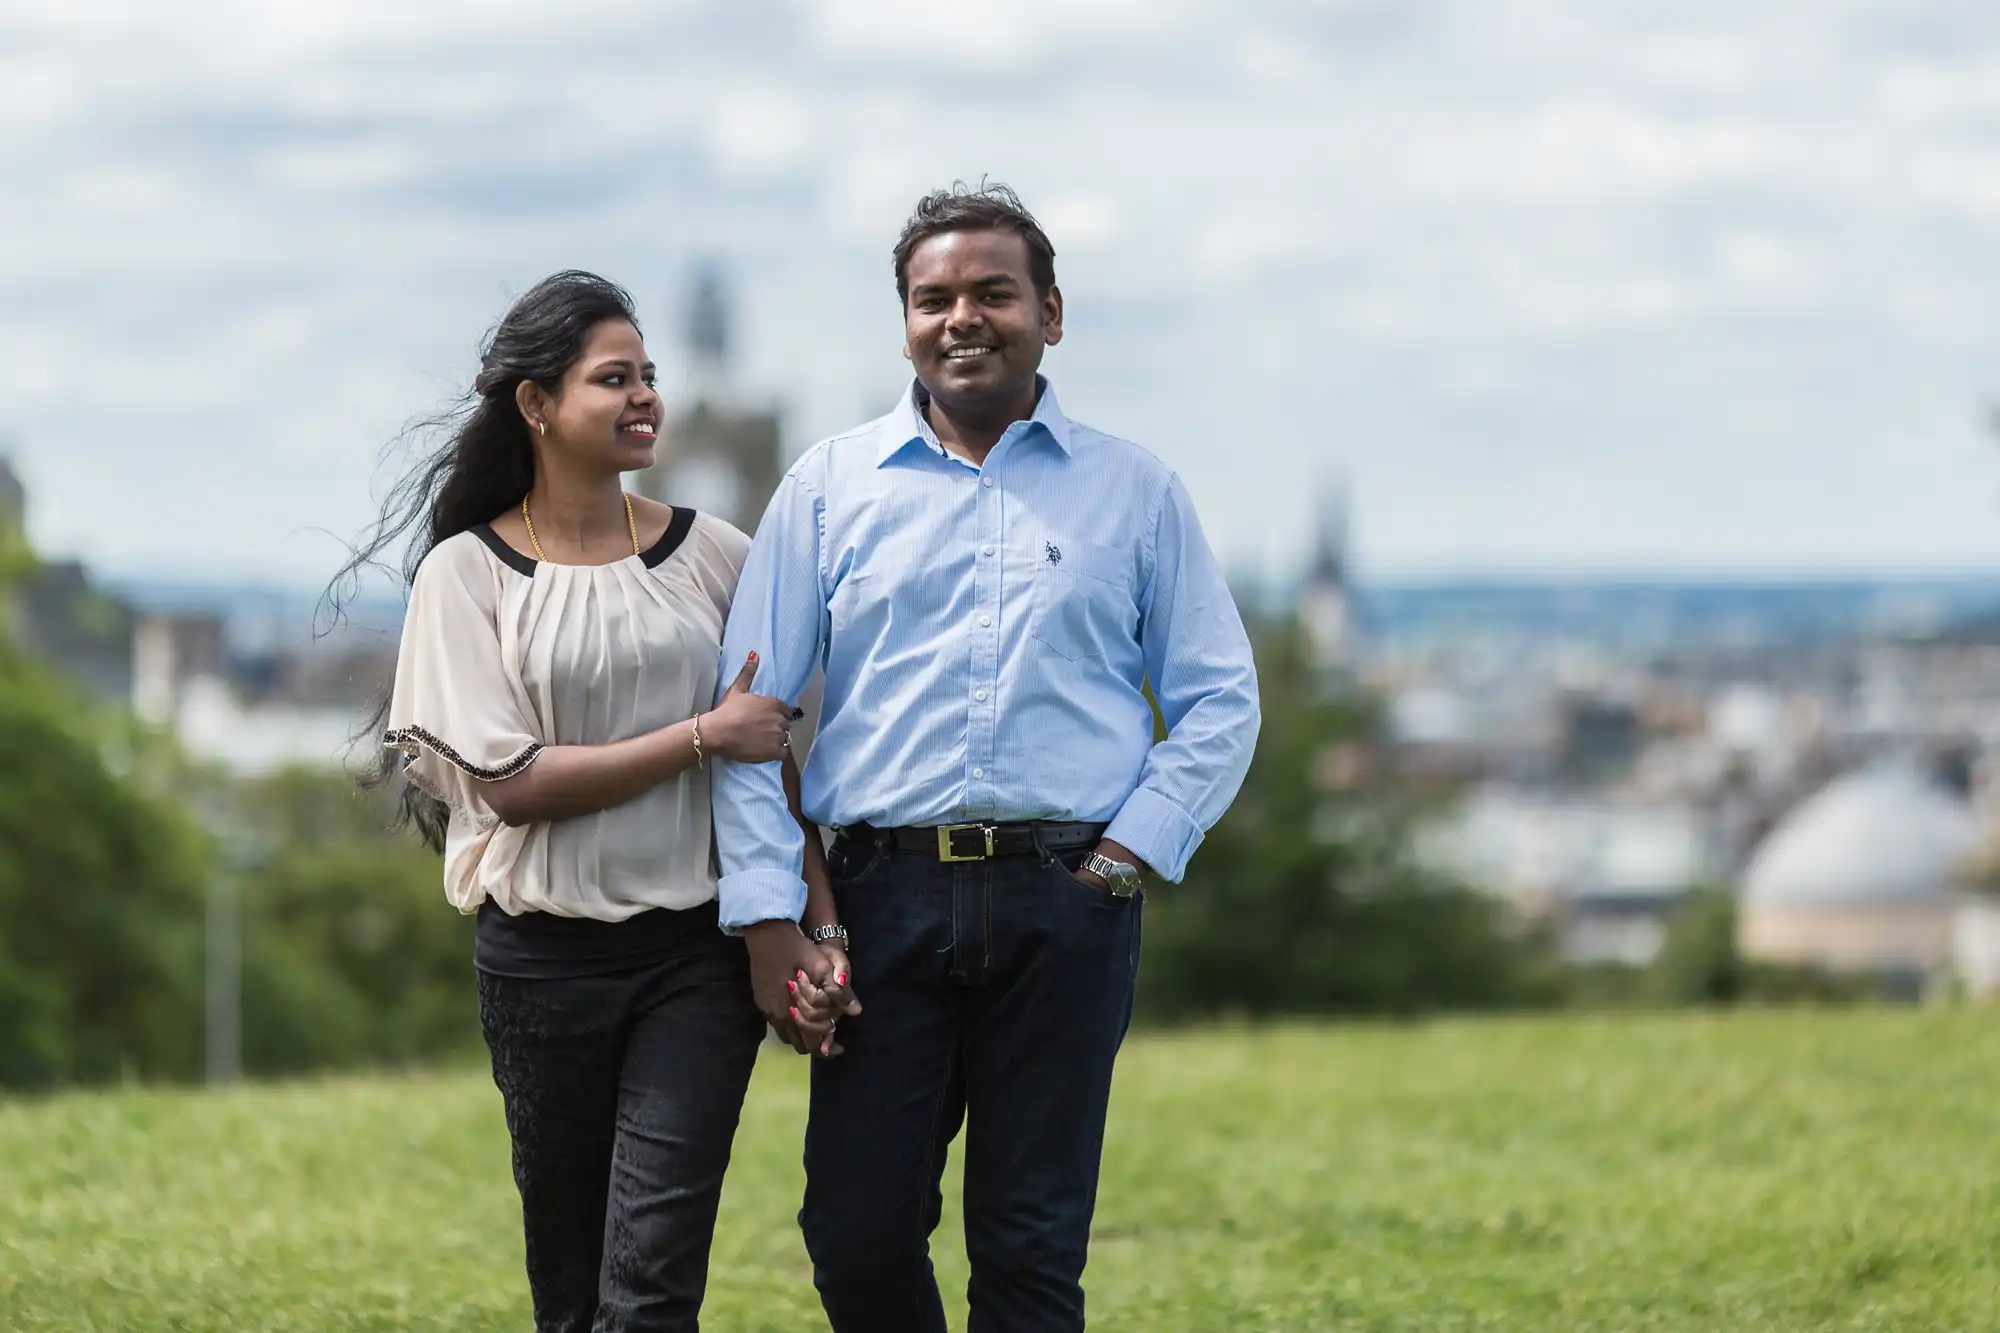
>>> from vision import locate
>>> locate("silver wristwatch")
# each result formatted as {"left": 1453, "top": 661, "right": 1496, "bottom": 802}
{"left": 808, "top": 924, "right": 849, "bottom": 947}
{"left": 1082, "top": 853, "right": 1143, "bottom": 899}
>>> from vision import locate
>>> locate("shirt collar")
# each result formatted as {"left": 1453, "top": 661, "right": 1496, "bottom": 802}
{"left": 881, "top": 374, "right": 1072, "bottom": 465}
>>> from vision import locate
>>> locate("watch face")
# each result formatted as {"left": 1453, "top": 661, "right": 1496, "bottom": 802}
{"left": 1097, "top": 860, "right": 1142, "bottom": 898}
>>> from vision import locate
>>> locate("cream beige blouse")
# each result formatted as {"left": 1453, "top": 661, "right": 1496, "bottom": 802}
{"left": 385, "top": 508, "right": 750, "bottom": 920}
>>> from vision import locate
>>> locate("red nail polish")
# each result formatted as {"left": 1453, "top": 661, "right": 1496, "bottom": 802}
{"left": 837, "top": 974, "right": 847, "bottom": 986}
{"left": 787, "top": 980, "right": 797, "bottom": 994}
{"left": 789, "top": 1007, "right": 801, "bottom": 1021}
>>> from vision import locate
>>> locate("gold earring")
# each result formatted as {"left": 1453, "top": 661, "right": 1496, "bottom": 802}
{"left": 537, "top": 421, "right": 547, "bottom": 436}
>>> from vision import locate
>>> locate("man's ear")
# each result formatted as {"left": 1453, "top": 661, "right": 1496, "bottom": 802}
{"left": 1042, "top": 285, "right": 1064, "bottom": 348}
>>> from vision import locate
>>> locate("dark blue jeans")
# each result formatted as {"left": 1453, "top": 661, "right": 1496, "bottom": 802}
{"left": 801, "top": 832, "right": 1143, "bottom": 1333}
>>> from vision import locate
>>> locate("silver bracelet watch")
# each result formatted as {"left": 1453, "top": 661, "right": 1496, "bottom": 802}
{"left": 1081, "top": 853, "right": 1144, "bottom": 899}
{"left": 808, "top": 923, "right": 849, "bottom": 947}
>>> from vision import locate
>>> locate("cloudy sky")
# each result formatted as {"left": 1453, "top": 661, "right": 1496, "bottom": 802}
{"left": 5, "top": 0, "right": 2000, "bottom": 588}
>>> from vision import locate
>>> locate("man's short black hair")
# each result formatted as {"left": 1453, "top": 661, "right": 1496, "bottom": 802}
{"left": 893, "top": 181, "right": 1058, "bottom": 305}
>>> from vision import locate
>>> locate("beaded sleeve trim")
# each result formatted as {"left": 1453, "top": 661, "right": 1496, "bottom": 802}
{"left": 384, "top": 726, "right": 542, "bottom": 782}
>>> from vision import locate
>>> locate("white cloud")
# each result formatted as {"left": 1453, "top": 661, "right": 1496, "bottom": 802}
{"left": 261, "top": 142, "right": 428, "bottom": 193}
{"left": 1037, "top": 193, "right": 1125, "bottom": 250}
{"left": 1191, "top": 204, "right": 1337, "bottom": 285}
{"left": 3, "top": 0, "right": 2000, "bottom": 584}
{"left": 807, "top": 0, "right": 1205, "bottom": 69}
{"left": 1872, "top": 56, "right": 2000, "bottom": 125}
{"left": 1233, "top": 29, "right": 1325, "bottom": 88}
{"left": 825, "top": 149, "right": 935, "bottom": 241}
{"left": 1717, "top": 231, "right": 1818, "bottom": 298}
{"left": 708, "top": 85, "right": 818, "bottom": 177}
{"left": 1624, "top": 34, "right": 1764, "bottom": 96}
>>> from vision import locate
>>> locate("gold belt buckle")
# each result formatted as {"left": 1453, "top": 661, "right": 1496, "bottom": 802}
{"left": 937, "top": 824, "right": 996, "bottom": 862}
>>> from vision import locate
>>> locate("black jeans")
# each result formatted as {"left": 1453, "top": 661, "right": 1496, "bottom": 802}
{"left": 476, "top": 911, "right": 764, "bottom": 1333}
{"left": 801, "top": 833, "right": 1143, "bottom": 1333}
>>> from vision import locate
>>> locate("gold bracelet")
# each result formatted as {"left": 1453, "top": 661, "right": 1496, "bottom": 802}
{"left": 691, "top": 713, "right": 705, "bottom": 768}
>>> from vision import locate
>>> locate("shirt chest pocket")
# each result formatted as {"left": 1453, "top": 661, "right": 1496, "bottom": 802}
{"left": 1028, "top": 539, "right": 1137, "bottom": 663}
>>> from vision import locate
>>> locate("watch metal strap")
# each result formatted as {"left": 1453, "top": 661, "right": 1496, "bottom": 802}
{"left": 1083, "top": 853, "right": 1142, "bottom": 898}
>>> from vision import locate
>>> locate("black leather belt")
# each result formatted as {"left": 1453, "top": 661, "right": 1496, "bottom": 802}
{"left": 840, "top": 821, "right": 1107, "bottom": 863}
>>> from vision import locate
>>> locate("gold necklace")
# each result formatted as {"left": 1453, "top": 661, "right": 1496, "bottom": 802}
{"left": 521, "top": 492, "right": 640, "bottom": 562}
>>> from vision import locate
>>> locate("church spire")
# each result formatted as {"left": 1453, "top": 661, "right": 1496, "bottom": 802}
{"left": 683, "top": 260, "right": 732, "bottom": 404}
{"left": 1307, "top": 476, "right": 1347, "bottom": 590}
{"left": 1299, "top": 476, "right": 1354, "bottom": 677}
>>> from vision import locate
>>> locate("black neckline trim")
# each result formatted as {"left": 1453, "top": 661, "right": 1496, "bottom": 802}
{"left": 643, "top": 506, "right": 698, "bottom": 568}
{"left": 473, "top": 524, "right": 537, "bottom": 576}
{"left": 471, "top": 508, "right": 699, "bottom": 577}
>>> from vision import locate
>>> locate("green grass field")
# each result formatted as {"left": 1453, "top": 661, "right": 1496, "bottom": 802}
{"left": 3, "top": 1010, "right": 1998, "bottom": 1331}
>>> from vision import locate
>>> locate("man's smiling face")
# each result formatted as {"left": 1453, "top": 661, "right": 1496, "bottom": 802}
{"left": 902, "top": 228, "right": 1063, "bottom": 417}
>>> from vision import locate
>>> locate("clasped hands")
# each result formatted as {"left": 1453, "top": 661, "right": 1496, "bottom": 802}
{"left": 742, "top": 839, "right": 1146, "bottom": 1058}
{"left": 744, "top": 921, "right": 861, "bottom": 1058}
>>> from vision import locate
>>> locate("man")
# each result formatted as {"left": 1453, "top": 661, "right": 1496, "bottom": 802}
{"left": 712, "top": 182, "right": 1260, "bottom": 1332}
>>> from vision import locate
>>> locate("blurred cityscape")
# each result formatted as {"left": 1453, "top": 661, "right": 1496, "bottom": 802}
{"left": 10, "top": 9, "right": 2000, "bottom": 1326}
{"left": 6, "top": 269, "right": 2000, "bottom": 1015}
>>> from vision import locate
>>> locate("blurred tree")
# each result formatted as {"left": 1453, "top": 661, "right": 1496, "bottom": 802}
{"left": 1646, "top": 887, "right": 1743, "bottom": 1005}
{"left": 0, "top": 503, "right": 479, "bottom": 1088}
{"left": 0, "top": 649, "right": 209, "bottom": 1087}
{"left": 1136, "top": 623, "right": 1557, "bottom": 1022}
{"left": 230, "top": 768, "right": 478, "bottom": 1075}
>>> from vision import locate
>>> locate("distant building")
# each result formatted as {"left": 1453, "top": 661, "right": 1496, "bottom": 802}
{"left": 16, "top": 559, "right": 136, "bottom": 701}
{"left": 1298, "top": 480, "right": 1354, "bottom": 679}
{"left": 1414, "top": 786, "right": 1711, "bottom": 964}
{"left": 133, "top": 608, "right": 380, "bottom": 775}
{"left": 132, "top": 613, "right": 227, "bottom": 723}
{"left": 1845, "top": 634, "right": 2000, "bottom": 751}
{"left": 631, "top": 263, "right": 829, "bottom": 749}
{"left": 632, "top": 264, "right": 785, "bottom": 537}
{"left": 1, "top": 451, "right": 391, "bottom": 772}
{"left": 1737, "top": 762, "right": 1979, "bottom": 995}
{"left": 1954, "top": 893, "right": 2000, "bottom": 999}
{"left": 170, "top": 677, "right": 368, "bottom": 777}
{"left": 1384, "top": 676, "right": 1566, "bottom": 787}
{"left": 1561, "top": 693, "right": 1642, "bottom": 784}
{"left": 1706, "top": 683, "right": 1812, "bottom": 788}
{"left": 1, "top": 456, "right": 136, "bottom": 700}
{"left": 636, "top": 402, "right": 783, "bottom": 536}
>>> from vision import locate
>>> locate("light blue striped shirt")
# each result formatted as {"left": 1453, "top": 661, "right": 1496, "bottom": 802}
{"left": 711, "top": 378, "right": 1261, "bottom": 929}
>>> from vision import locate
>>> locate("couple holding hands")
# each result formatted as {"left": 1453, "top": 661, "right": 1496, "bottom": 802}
{"left": 371, "top": 182, "right": 1260, "bottom": 1332}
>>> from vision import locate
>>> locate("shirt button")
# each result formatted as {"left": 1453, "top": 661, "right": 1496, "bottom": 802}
{"left": 981, "top": 544, "right": 994, "bottom": 556}
{"left": 978, "top": 614, "right": 992, "bottom": 627}
{"left": 974, "top": 689, "right": 988, "bottom": 701}
{"left": 981, "top": 477, "right": 994, "bottom": 488}
{"left": 972, "top": 767, "right": 985, "bottom": 779}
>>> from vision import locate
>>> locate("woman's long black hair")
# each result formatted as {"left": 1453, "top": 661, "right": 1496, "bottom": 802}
{"left": 324, "top": 270, "right": 642, "bottom": 848}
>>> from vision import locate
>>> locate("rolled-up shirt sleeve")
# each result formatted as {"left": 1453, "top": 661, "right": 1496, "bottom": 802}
{"left": 711, "top": 471, "right": 827, "bottom": 931}
{"left": 1103, "top": 474, "right": 1261, "bottom": 882}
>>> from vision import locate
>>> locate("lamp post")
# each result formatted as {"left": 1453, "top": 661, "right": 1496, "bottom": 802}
{"left": 199, "top": 799, "right": 262, "bottom": 1087}
{"left": 204, "top": 871, "right": 240, "bottom": 1085}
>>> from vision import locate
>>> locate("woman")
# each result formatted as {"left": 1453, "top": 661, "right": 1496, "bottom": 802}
{"left": 342, "top": 271, "right": 850, "bottom": 1332}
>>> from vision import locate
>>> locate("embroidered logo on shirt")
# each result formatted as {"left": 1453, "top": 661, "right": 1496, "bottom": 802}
{"left": 1045, "top": 542, "right": 1063, "bottom": 567}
